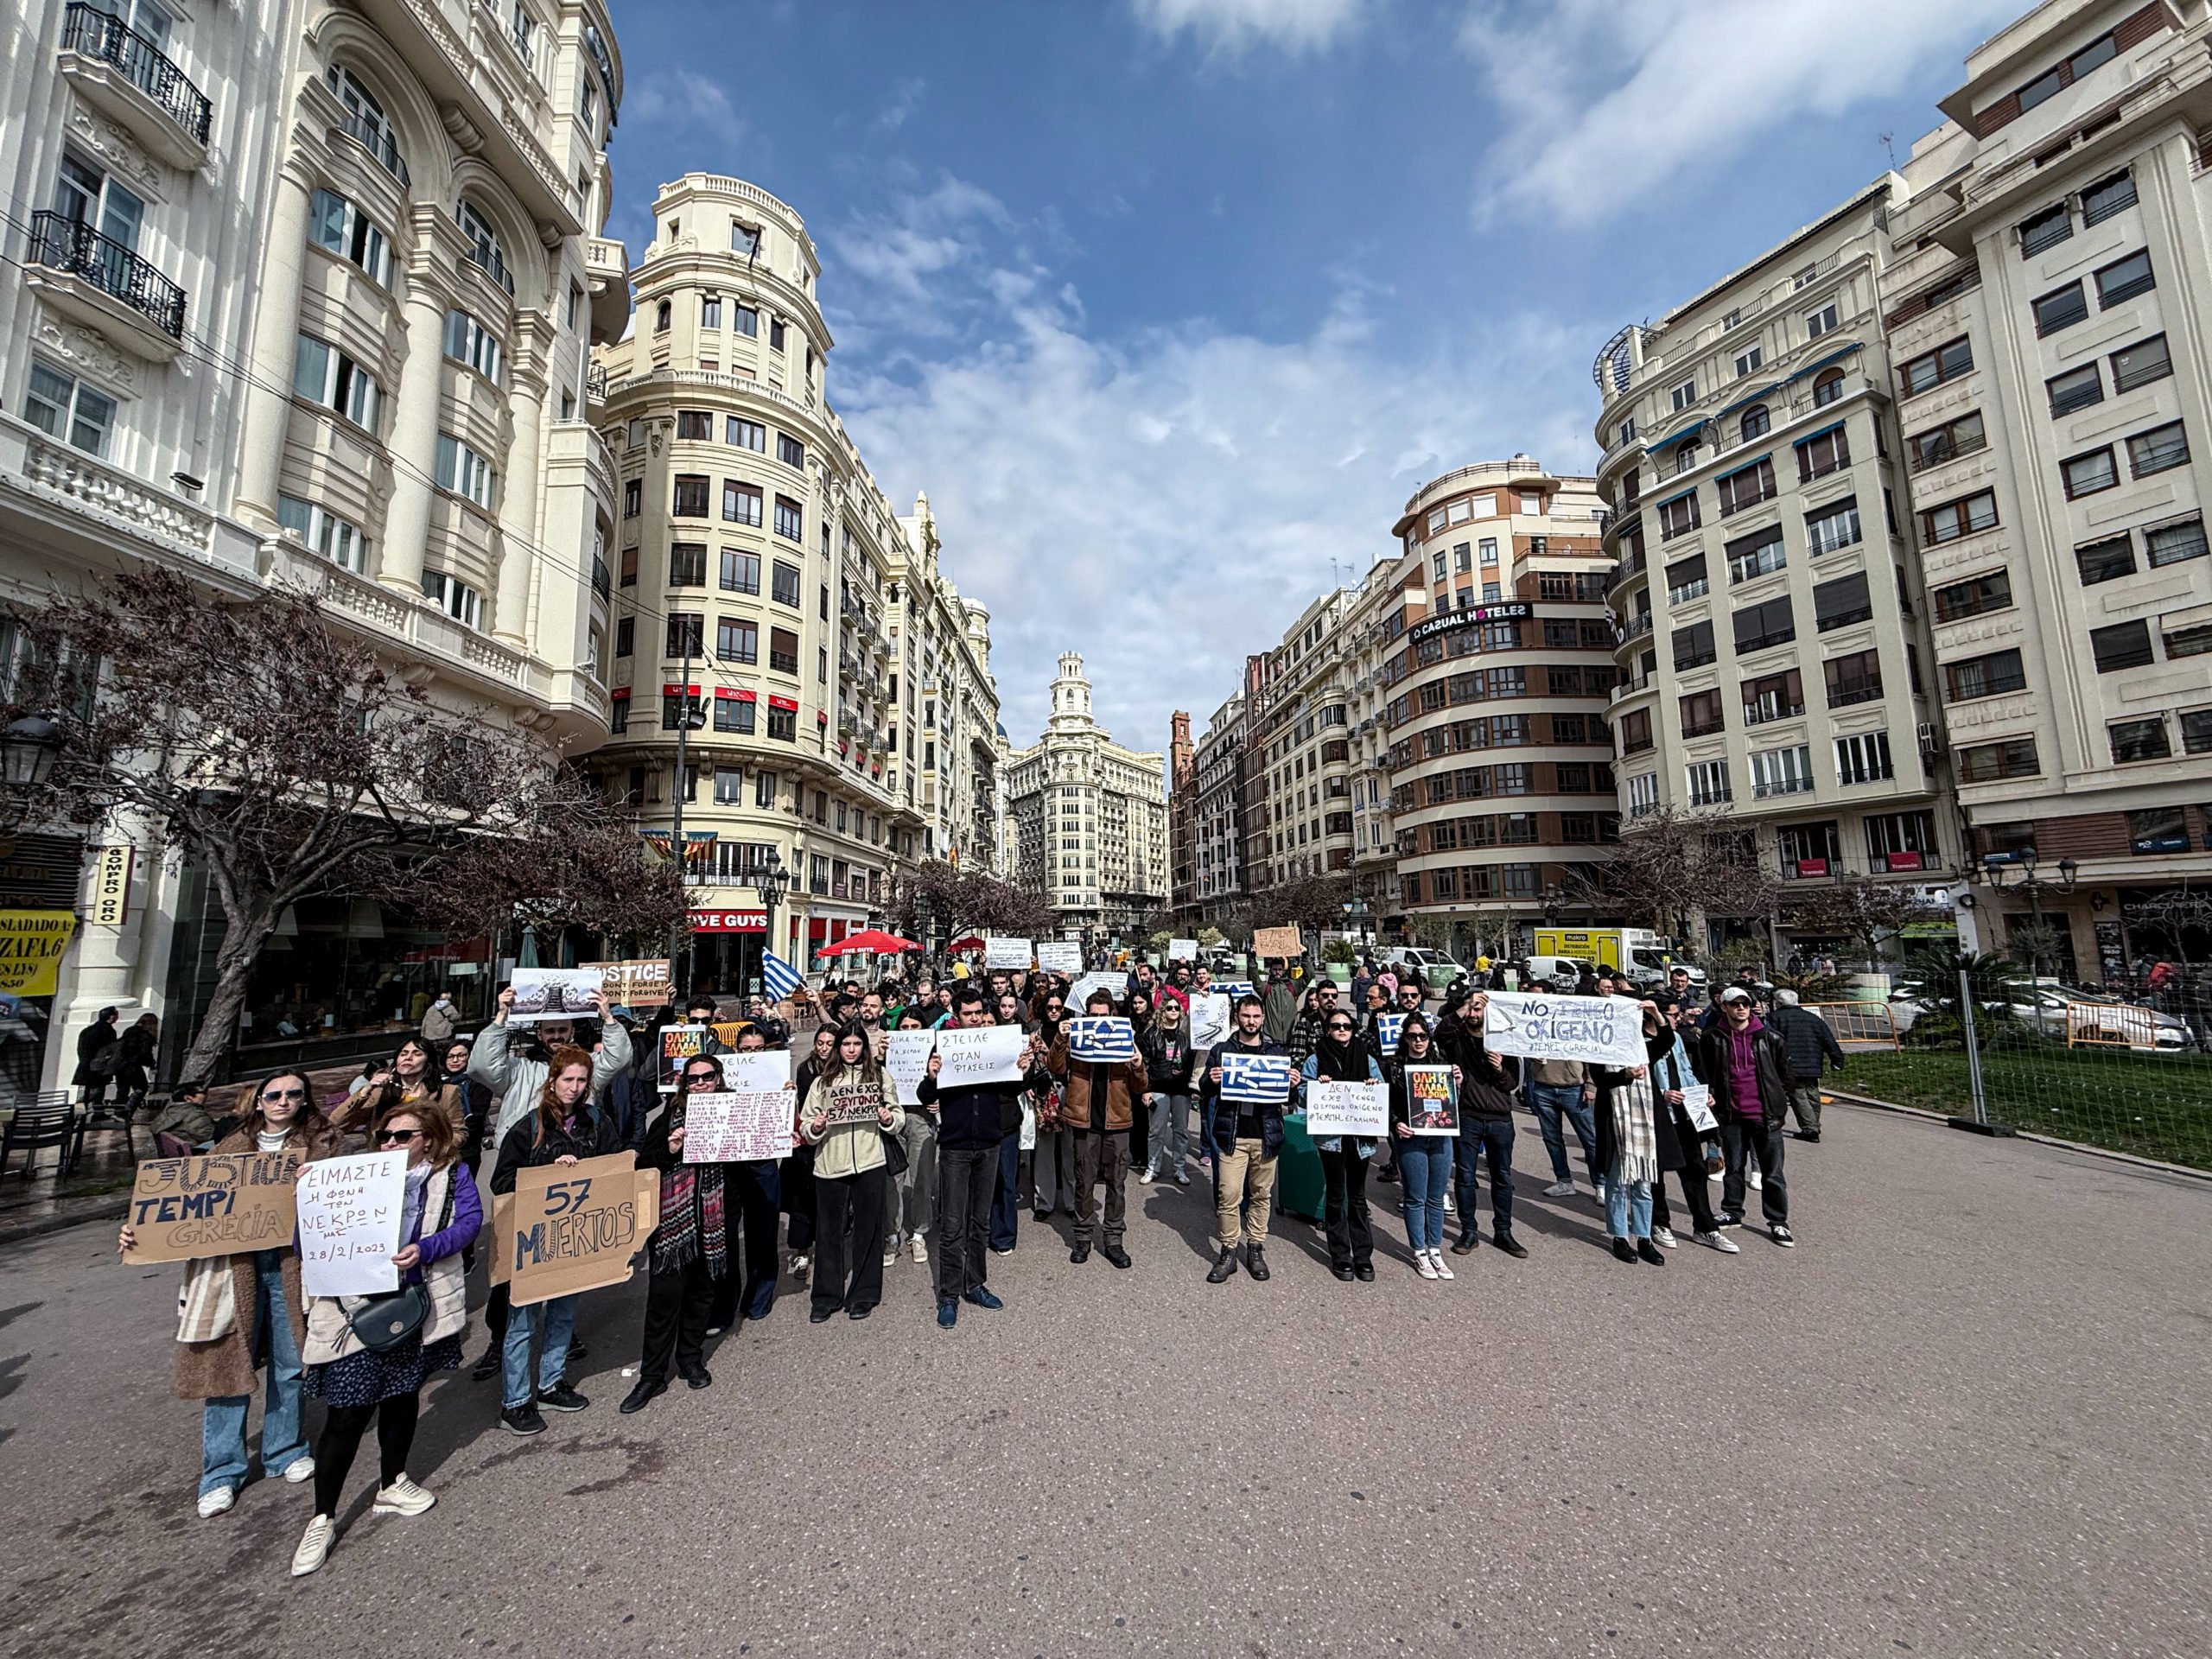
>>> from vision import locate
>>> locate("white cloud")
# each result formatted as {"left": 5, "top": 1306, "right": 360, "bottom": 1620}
{"left": 1130, "top": 0, "right": 1372, "bottom": 56}
{"left": 876, "top": 77, "right": 926, "bottom": 131}
{"left": 826, "top": 181, "right": 1599, "bottom": 749}
{"left": 626, "top": 68, "right": 750, "bottom": 152}
{"left": 1465, "top": 0, "right": 2018, "bottom": 226}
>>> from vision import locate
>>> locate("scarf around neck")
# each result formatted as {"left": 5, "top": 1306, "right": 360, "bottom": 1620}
{"left": 655, "top": 1099, "right": 728, "bottom": 1277}
{"left": 1312, "top": 1031, "right": 1366, "bottom": 1081}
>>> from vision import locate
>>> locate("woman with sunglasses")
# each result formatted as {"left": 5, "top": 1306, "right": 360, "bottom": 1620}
{"left": 624, "top": 1054, "right": 737, "bottom": 1413}
{"left": 117, "top": 1070, "right": 336, "bottom": 1519}
{"left": 1301, "top": 1009, "right": 1385, "bottom": 1281}
{"left": 335, "top": 1035, "right": 462, "bottom": 1143}
{"left": 1386, "top": 1016, "right": 1465, "bottom": 1281}
{"left": 1138, "top": 993, "right": 1199, "bottom": 1185}
{"left": 289, "top": 1102, "right": 480, "bottom": 1574}
{"left": 798, "top": 1023, "right": 903, "bottom": 1322}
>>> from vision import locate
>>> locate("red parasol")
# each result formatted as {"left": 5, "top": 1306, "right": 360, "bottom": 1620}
{"left": 816, "top": 928, "right": 921, "bottom": 956}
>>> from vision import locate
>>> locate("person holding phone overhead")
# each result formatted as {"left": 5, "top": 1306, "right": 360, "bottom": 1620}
{"left": 798, "top": 1024, "right": 904, "bottom": 1323}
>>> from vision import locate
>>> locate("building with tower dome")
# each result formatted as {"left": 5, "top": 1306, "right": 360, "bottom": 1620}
{"left": 1003, "top": 653, "right": 1169, "bottom": 943}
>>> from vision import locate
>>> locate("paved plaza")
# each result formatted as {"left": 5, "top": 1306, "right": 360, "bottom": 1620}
{"left": 2, "top": 1104, "right": 2206, "bottom": 1657}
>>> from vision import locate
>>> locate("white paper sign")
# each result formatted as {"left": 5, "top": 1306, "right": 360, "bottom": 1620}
{"left": 1482, "top": 990, "right": 1646, "bottom": 1069}
{"left": 885, "top": 1029, "right": 937, "bottom": 1106}
{"left": 1069, "top": 973, "right": 1121, "bottom": 1014}
{"left": 683, "top": 1089, "right": 794, "bottom": 1163}
{"left": 1169, "top": 938, "right": 1199, "bottom": 963}
{"left": 1305, "top": 1079, "right": 1388, "bottom": 1138}
{"left": 1189, "top": 993, "right": 1231, "bottom": 1050}
{"left": 935, "top": 1023, "right": 1028, "bottom": 1085}
{"left": 1681, "top": 1083, "right": 1717, "bottom": 1133}
{"left": 718, "top": 1052, "right": 791, "bottom": 1094}
{"left": 1036, "top": 942, "right": 1084, "bottom": 975}
{"left": 296, "top": 1151, "right": 406, "bottom": 1298}
{"left": 507, "top": 966, "right": 605, "bottom": 1023}
{"left": 984, "top": 937, "right": 1033, "bottom": 970}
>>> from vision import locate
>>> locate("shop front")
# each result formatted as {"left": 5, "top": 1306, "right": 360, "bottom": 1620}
{"left": 683, "top": 902, "right": 766, "bottom": 999}
{"left": 0, "top": 832, "right": 86, "bottom": 1095}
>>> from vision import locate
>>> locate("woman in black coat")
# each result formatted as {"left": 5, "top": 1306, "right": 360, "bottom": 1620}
{"left": 1592, "top": 1004, "right": 1684, "bottom": 1267}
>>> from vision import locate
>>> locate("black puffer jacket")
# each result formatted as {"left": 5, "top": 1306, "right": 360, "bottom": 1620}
{"left": 1767, "top": 1003, "right": 1846, "bottom": 1080}
{"left": 491, "top": 1106, "right": 623, "bottom": 1193}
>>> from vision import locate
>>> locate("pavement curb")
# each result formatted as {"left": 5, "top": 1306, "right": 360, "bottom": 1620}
{"left": 1827, "top": 1089, "right": 2212, "bottom": 1185}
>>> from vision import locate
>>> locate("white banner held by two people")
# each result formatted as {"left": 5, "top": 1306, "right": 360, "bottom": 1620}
{"left": 1480, "top": 990, "right": 1647, "bottom": 1069}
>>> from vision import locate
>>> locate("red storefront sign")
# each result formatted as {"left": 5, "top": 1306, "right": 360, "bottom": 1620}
{"left": 1885, "top": 851, "right": 1923, "bottom": 872}
{"left": 690, "top": 908, "right": 768, "bottom": 933}
{"left": 1794, "top": 858, "right": 1828, "bottom": 879}
{"left": 767, "top": 695, "right": 799, "bottom": 713}
{"left": 662, "top": 683, "right": 702, "bottom": 696}
{"left": 714, "top": 688, "right": 757, "bottom": 702}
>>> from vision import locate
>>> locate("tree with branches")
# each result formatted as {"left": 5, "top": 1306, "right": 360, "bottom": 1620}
{"left": 1559, "top": 806, "right": 1780, "bottom": 944}
{"left": 1782, "top": 876, "right": 1947, "bottom": 970}
{"left": 1250, "top": 871, "right": 1353, "bottom": 933}
{"left": 10, "top": 569, "right": 683, "bottom": 1083}
{"left": 885, "top": 861, "right": 1057, "bottom": 945}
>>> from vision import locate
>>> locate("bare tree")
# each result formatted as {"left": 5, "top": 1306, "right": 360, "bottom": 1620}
{"left": 1559, "top": 807, "right": 1779, "bottom": 941}
{"left": 886, "top": 861, "right": 1057, "bottom": 944}
{"left": 1782, "top": 876, "right": 1946, "bottom": 969}
{"left": 1251, "top": 872, "right": 1352, "bottom": 933}
{"left": 10, "top": 569, "right": 681, "bottom": 1083}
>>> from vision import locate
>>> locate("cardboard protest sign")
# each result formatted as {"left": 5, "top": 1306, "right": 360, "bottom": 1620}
{"left": 935, "top": 1024, "right": 1028, "bottom": 1086}
{"left": 1253, "top": 926, "right": 1303, "bottom": 960}
{"left": 1219, "top": 1051, "right": 1295, "bottom": 1105}
{"left": 493, "top": 1151, "right": 658, "bottom": 1306}
{"left": 718, "top": 1052, "right": 790, "bottom": 1094}
{"left": 658, "top": 1024, "right": 708, "bottom": 1092}
{"left": 1067, "top": 1016, "right": 1136, "bottom": 1064}
{"left": 1189, "top": 992, "right": 1232, "bottom": 1050}
{"left": 1482, "top": 991, "right": 1645, "bottom": 1069}
{"left": 508, "top": 967, "right": 605, "bottom": 1023}
{"left": 1403, "top": 1065, "right": 1459, "bottom": 1136}
{"left": 1168, "top": 938, "right": 1199, "bottom": 963}
{"left": 586, "top": 958, "right": 671, "bottom": 1008}
{"left": 296, "top": 1151, "right": 406, "bottom": 1298}
{"left": 681, "top": 1089, "right": 794, "bottom": 1163}
{"left": 984, "top": 937, "right": 1033, "bottom": 970}
{"left": 1374, "top": 1012, "right": 1405, "bottom": 1057}
{"left": 1304, "top": 1079, "right": 1388, "bottom": 1139}
{"left": 1034, "top": 942, "right": 1083, "bottom": 975}
{"left": 121, "top": 1149, "right": 300, "bottom": 1264}
{"left": 884, "top": 1029, "right": 937, "bottom": 1106}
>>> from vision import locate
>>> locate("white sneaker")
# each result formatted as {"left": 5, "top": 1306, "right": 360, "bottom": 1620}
{"left": 196, "top": 1486, "right": 236, "bottom": 1519}
{"left": 1431, "top": 1252, "right": 1455, "bottom": 1281}
{"left": 1748, "top": 1169, "right": 1764, "bottom": 1190}
{"left": 1414, "top": 1251, "right": 1440, "bottom": 1281}
{"left": 788, "top": 1252, "right": 810, "bottom": 1277}
{"left": 1443, "top": 1192, "right": 1457, "bottom": 1217}
{"left": 282, "top": 1456, "right": 315, "bottom": 1484}
{"left": 910, "top": 1232, "right": 928, "bottom": 1265}
{"left": 372, "top": 1475, "right": 436, "bottom": 1516}
{"left": 1594, "top": 1179, "right": 1608, "bottom": 1206}
{"left": 882, "top": 1235, "right": 900, "bottom": 1268}
{"left": 1695, "top": 1229, "right": 1742, "bottom": 1254}
{"left": 1541, "top": 1179, "right": 1576, "bottom": 1198}
{"left": 1707, "top": 1169, "right": 1724, "bottom": 1184}
{"left": 1138, "top": 1168, "right": 1155, "bottom": 1184}
{"left": 1652, "top": 1226, "right": 1678, "bottom": 1249}
{"left": 289, "top": 1515, "right": 336, "bottom": 1577}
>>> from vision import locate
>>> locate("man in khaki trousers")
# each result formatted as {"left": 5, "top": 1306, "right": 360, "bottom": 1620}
{"left": 1200, "top": 997, "right": 1294, "bottom": 1285}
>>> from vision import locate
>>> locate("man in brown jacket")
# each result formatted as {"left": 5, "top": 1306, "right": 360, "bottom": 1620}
{"left": 1045, "top": 988, "right": 1148, "bottom": 1268}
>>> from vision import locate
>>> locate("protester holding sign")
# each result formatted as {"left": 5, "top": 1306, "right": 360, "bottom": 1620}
{"left": 1025, "top": 986, "right": 1074, "bottom": 1225}
{"left": 291, "top": 1102, "right": 480, "bottom": 1576}
{"left": 798, "top": 1025, "right": 904, "bottom": 1322}
{"left": 1199, "top": 996, "right": 1295, "bottom": 1285}
{"left": 1045, "top": 991, "right": 1148, "bottom": 1269}
{"left": 919, "top": 984, "right": 1042, "bottom": 1327}
{"left": 882, "top": 1014, "right": 938, "bottom": 1276}
{"left": 1435, "top": 988, "right": 1527, "bottom": 1260}
{"left": 988, "top": 990, "right": 1035, "bottom": 1255}
{"left": 1648, "top": 1005, "right": 1733, "bottom": 1252}
{"left": 1592, "top": 1006, "right": 1681, "bottom": 1267}
{"left": 784, "top": 1025, "right": 839, "bottom": 1281}
{"left": 1299, "top": 1013, "right": 1384, "bottom": 1282}
{"left": 1138, "top": 995, "right": 1200, "bottom": 1186}
{"left": 117, "top": 1069, "right": 337, "bottom": 1520}
{"left": 1387, "top": 1020, "right": 1465, "bottom": 1281}
{"left": 489, "top": 1046, "right": 621, "bottom": 1434}
{"left": 625, "top": 1055, "right": 736, "bottom": 1414}
{"left": 701, "top": 1030, "right": 789, "bottom": 1332}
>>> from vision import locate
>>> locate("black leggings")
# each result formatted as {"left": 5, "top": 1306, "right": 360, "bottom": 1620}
{"left": 312, "top": 1390, "right": 420, "bottom": 1516}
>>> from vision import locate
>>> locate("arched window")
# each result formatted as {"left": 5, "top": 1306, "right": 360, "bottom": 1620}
{"left": 326, "top": 65, "right": 407, "bottom": 182}
{"left": 1740, "top": 404, "right": 1770, "bottom": 442}
{"left": 1675, "top": 440, "right": 1699, "bottom": 475}
{"left": 1813, "top": 367, "right": 1846, "bottom": 408}
{"left": 655, "top": 298, "right": 671, "bottom": 333}
{"left": 457, "top": 198, "right": 512, "bottom": 295}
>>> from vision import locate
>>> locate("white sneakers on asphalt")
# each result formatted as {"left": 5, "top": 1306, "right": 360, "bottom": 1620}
{"left": 1430, "top": 1250, "right": 1454, "bottom": 1281}
{"left": 1541, "top": 1179, "right": 1576, "bottom": 1198}
{"left": 910, "top": 1232, "right": 928, "bottom": 1264}
{"left": 1652, "top": 1226, "right": 1678, "bottom": 1249}
{"left": 882, "top": 1234, "right": 900, "bottom": 1267}
{"left": 373, "top": 1475, "right": 436, "bottom": 1516}
{"left": 1414, "top": 1251, "right": 1440, "bottom": 1281}
{"left": 290, "top": 1516, "right": 335, "bottom": 1577}
{"left": 283, "top": 1455, "right": 315, "bottom": 1484}
{"left": 197, "top": 1486, "right": 235, "bottom": 1518}
{"left": 1694, "top": 1229, "right": 1742, "bottom": 1253}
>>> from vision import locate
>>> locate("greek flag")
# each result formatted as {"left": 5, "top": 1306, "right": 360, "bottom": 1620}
{"left": 760, "top": 949, "right": 802, "bottom": 1001}
{"left": 1067, "top": 1016, "right": 1136, "bottom": 1064}
{"left": 1220, "top": 1051, "right": 1294, "bottom": 1105}
{"left": 1217, "top": 981, "right": 1255, "bottom": 1000}
{"left": 1375, "top": 1012, "right": 1405, "bottom": 1056}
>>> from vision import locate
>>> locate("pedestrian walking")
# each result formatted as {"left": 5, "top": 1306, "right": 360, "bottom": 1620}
{"left": 1765, "top": 988, "right": 1845, "bottom": 1141}
{"left": 419, "top": 992, "right": 460, "bottom": 1046}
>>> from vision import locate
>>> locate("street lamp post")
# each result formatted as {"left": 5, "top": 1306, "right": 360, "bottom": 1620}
{"left": 1966, "top": 847, "right": 2079, "bottom": 981}
{"left": 664, "top": 635, "right": 705, "bottom": 987}
{"left": 749, "top": 850, "right": 791, "bottom": 993}
{"left": 0, "top": 713, "right": 63, "bottom": 831}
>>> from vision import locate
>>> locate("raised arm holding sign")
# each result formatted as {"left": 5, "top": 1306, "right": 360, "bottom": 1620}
{"left": 1481, "top": 990, "right": 1647, "bottom": 1069}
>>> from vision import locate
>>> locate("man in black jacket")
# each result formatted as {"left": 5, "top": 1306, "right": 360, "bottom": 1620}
{"left": 1199, "top": 996, "right": 1294, "bottom": 1284}
{"left": 1435, "top": 988, "right": 1528, "bottom": 1258}
{"left": 917, "top": 984, "right": 1043, "bottom": 1328}
{"left": 1766, "top": 989, "right": 1845, "bottom": 1141}
{"left": 1695, "top": 988, "right": 1794, "bottom": 1245}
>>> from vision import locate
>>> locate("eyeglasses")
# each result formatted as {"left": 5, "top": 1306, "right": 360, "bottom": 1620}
{"left": 375, "top": 1128, "right": 419, "bottom": 1144}
{"left": 1325, "top": 1022, "right": 1354, "bottom": 1033}
{"left": 260, "top": 1087, "right": 308, "bottom": 1103}
{"left": 684, "top": 1071, "right": 721, "bottom": 1085}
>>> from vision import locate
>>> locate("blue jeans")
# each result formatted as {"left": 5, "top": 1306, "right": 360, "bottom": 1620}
{"left": 1529, "top": 1083, "right": 1598, "bottom": 1184}
{"left": 1452, "top": 1116, "right": 1515, "bottom": 1236}
{"left": 1396, "top": 1139, "right": 1452, "bottom": 1253}
{"left": 988, "top": 1129, "right": 1022, "bottom": 1251}
{"left": 199, "top": 1249, "right": 308, "bottom": 1496}
{"left": 1605, "top": 1174, "right": 1655, "bottom": 1241}
{"left": 1147, "top": 1092, "right": 1192, "bottom": 1176}
{"left": 501, "top": 1294, "right": 576, "bottom": 1410}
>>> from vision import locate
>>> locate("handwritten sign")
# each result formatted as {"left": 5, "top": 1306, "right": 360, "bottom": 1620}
{"left": 495, "top": 1152, "right": 658, "bottom": 1306}
{"left": 1404, "top": 1065, "right": 1459, "bottom": 1136}
{"left": 935, "top": 1024, "right": 1028, "bottom": 1086}
{"left": 1219, "top": 1051, "right": 1295, "bottom": 1105}
{"left": 1253, "top": 926, "right": 1303, "bottom": 960}
{"left": 1681, "top": 1083, "right": 1717, "bottom": 1133}
{"left": 658, "top": 1024, "right": 708, "bottom": 1092}
{"left": 121, "top": 1149, "right": 299, "bottom": 1263}
{"left": 885, "top": 1029, "right": 936, "bottom": 1105}
{"left": 1035, "top": 942, "right": 1083, "bottom": 975}
{"left": 586, "top": 958, "right": 671, "bottom": 1009}
{"left": 984, "top": 937, "right": 1033, "bottom": 970}
{"left": 1482, "top": 991, "right": 1645, "bottom": 1068}
{"left": 718, "top": 1052, "right": 790, "bottom": 1094}
{"left": 1189, "top": 992, "right": 1231, "bottom": 1050}
{"left": 507, "top": 967, "right": 605, "bottom": 1023}
{"left": 1168, "top": 938, "right": 1199, "bottom": 963}
{"left": 296, "top": 1152, "right": 406, "bottom": 1298}
{"left": 1069, "top": 973, "right": 1120, "bottom": 1014}
{"left": 1304, "top": 1079, "right": 1388, "bottom": 1139}
{"left": 1374, "top": 1012, "right": 1405, "bottom": 1057}
{"left": 811, "top": 1078, "right": 887, "bottom": 1127}
{"left": 1067, "top": 1016, "right": 1136, "bottom": 1064}
{"left": 682, "top": 1089, "right": 794, "bottom": 1163}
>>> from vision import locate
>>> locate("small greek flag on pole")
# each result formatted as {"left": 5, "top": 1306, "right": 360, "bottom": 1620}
{"left": 761, "top": 949, "right": 802, "bottom": 1001}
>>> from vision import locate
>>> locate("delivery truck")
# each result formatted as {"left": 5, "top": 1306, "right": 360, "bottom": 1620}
{"left": 1529, "top": 928, "right": 1701, "bottom": 992}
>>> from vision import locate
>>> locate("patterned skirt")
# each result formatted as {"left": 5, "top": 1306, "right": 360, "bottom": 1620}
{"left": 304, "top": 1331, "right": 464, "bottom": 1408}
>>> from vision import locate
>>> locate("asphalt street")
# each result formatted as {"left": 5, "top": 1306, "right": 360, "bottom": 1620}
{"left": 3, "top": 1104, "right": 2207, "bottom": 1658}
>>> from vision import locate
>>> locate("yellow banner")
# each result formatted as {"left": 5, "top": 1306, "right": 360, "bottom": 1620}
{"left": 0, "top": 909, "right": 79, "bottom": 995}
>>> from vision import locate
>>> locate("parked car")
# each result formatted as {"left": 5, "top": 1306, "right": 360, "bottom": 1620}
{"left": 1888, "top": 981, "right": 2195, "bottom": 1049}
{"left": 1379, "top": 946, "right": 1464, "bottom": 988}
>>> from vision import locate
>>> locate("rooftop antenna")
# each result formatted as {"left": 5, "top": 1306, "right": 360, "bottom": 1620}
{"left": 1879, "top": 130, "right": 1897, "bottom": 170}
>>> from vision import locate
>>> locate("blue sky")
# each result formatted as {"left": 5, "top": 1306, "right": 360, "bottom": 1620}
{"left": 607, "top": 0, "right": 2023, "bottom": 751}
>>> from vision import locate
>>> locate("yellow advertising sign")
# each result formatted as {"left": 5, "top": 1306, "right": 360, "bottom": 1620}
{"left": 0, "top": 909, "right": 78, "bottom": 995}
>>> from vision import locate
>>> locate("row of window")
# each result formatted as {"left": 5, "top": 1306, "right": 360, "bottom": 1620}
{"left": 2031, "top": 249, "right": 2156, "bottom": 338}
{"left": 1777, "top": 812, "right": 1941, "bottom": 874}
{"left": 1662, "top": 570, "right": 1887, "bottom": 671}
{"left": 1960, "top": 702, "right": 2212, "bottom": 783}
{"left": 1676, "top": 733, "right": 1897, "bottom": 806}
{"left": 2060, "top": 419, "right": 2189, "bottom": 499}
{"left": 1402, "top": 863, "right": 1548, "bottom": 903}
{"left": 647, "top": 474, "right": 806, "bottom": 542}
{"left": 1413, "top": 761, "right": 1617, "bottom": 804}
{"left": 668, "top": 410, "right": 808, "bottom": 470}
{"left": 1657, "top": 423, "right": 1858, "bottom": 538}
{"left": 1665, "top": 305, "right": 1844, "bottom": 416}
{"left": 2018, "top": 171, "right": 2138, "bottom": 257}
{"left": 1383, "top": 662, "right": 1613, "bottom": 726}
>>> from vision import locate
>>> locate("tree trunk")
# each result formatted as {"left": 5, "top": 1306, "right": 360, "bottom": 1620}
{"left": 177, "top": 898, "right": 281, "bottom": 1086}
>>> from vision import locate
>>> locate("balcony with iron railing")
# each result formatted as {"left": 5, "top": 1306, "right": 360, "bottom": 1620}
{"left": 25, "top": 213, "right": 185, "bottom": 355}
{"left": 59, "top": 3, "right": 211, "bottom": 166}
{"left": 464, "top": 241, "right": 515, "bottom": 297}
{"left": 330, "top": 110, "right": 409, "bottom": 185}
